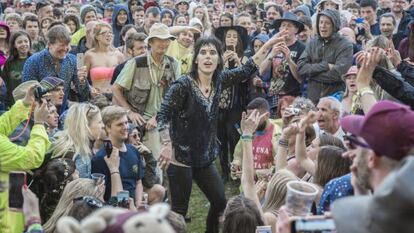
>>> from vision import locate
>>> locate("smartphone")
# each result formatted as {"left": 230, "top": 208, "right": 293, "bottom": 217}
{"left": 117, "top": 190, "right": 129, "bottom": 208}
{"left": 76, "top": 53, "right": 85, "bottom": 69}
{"left": 260, "top": 11, "right": 266, "bottom": 20}
{"left": 291, "top": 218, "right": 336, "bottom": 233}
{"left": 103, "top": 140, "right": 113, "bottom": 158}
{"left": 355, "top": 17, "right": 364, "bottom": 24}
{"left": 226, "top": 45, "right": 235, "bottom": 52}
{"left": 256, "top": 225, "right": 272, "bottom": 233}
{"left": 9, "top": 172, "right": 27, "bottom": 211}
{"left": 286, "top": 107, "right": 301, "bottom": 116}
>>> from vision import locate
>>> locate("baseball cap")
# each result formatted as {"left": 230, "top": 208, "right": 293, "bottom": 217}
{"left": 343, "top": 66, "right": 358, "bottom": 78}
{"left": 340, "top": 100, "right": 414, "bottom": 160}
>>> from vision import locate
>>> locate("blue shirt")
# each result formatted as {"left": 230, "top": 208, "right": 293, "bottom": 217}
{"left": 317, "top": 173, "right": 354, "bottom": 214}
{"left": 370, "top": 22, "right": 381, "bottom": 36}
{"left": 92, "top": 144, "right": 145, "bottom": 201}
{"left": 21, "top": 49, "right": 90, "bottom": 112}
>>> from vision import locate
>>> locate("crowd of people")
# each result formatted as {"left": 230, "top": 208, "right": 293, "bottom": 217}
{"left": 0, "top": 0, "right": 414, "bottom": 232}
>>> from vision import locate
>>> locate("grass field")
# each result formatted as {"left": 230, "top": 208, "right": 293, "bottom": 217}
{"left": 186, "top": 177, "right": 240, "bottom": 233}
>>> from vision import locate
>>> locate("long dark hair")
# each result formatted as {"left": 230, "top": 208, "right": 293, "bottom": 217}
{"left": 189, "top": 36, "right": 224, "bottom": 85}
{"left": 223, "top": 195, "right": 264, "bottom": 233}
{"left": 314, "top": 145, "right": 351, "bottom": 187}
{"left": 8, "top": 30, "right": 31, "bottom": 62}
{"left": 224, "top": 29, "right": 244, "bottom": 58}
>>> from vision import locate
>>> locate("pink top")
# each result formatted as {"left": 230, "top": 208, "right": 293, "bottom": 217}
{"left": 253, "top": 124, "right": 275, "bottom": 170}
{"left": 90, "top": 67, "right": 115, "bottom": 83}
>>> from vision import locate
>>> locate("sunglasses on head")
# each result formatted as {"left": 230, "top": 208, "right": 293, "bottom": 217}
{"left": 343, "top": 134, "right": 371, "bottom": 150}
{"left": 73, "top": 196, "right": 104, "bottom": 208}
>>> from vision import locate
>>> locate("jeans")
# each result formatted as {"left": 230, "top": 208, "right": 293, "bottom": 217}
{"left": 167, "top": 163, "right": 227, "bottom": 233}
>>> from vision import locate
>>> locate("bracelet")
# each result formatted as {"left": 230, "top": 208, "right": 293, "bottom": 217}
{"left": 25, "top": 216, "right": 41, "bottom": 230}
{"left": 110, "top": 171, "right": 119, "bottom": 175}
{"left": 360, "top": 89, "right": 374, "bottom": 97}
{"left": 241, "top": 134, "right": 253, "bottom": 141}
{"left": 358, "top": 87, "right": 374, "bottom": 97}
{"left": 278, "top": 139, "right": 289, "bottom": 148}
{"left": 161, "top": 140, "right": 171, "bottom": 146}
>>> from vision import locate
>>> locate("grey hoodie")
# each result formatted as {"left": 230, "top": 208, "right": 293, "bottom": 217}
{"left": 297, "top": 9, "right": 353, "bottom": 104}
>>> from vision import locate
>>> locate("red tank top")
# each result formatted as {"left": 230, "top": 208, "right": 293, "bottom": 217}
{"left": 253, "top": 123, "right": 275, "bottom": 170}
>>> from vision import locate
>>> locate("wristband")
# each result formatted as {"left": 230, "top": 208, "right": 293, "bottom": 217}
{"left": 25, "top": 216, "right": 41, "bottom": 230}
{"left": 110, "top": 171, "right": 120, "bottom": 175}
{"left": 278, "top": 139, "right": 289, "bottom": 148}
{"left": 241, "top": 134, "right": 253, "bottom": 141}
{"left": 358, "top": 87, "right": 374, "bottom": 98}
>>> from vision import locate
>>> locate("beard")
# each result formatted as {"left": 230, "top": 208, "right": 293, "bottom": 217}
{"left": 356, "top": 153, "right": 373, "bottom": 191}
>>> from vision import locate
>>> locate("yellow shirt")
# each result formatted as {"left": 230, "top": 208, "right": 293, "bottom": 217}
{"left": 166, "top": 40, "right": 193, "bottom": 75}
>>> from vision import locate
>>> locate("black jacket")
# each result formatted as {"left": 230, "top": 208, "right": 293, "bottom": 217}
{"left": 157, "top": 59, "right": 258, "bottom": 168}
{"left": 373, "top": 62, "right": 414, "bottom": 108}
{"left": 297, "top": 9, "right": 353, "bottom": 103}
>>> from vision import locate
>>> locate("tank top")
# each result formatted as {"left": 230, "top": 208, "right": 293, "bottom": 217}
{"left": 253, "top": 123, "right": 275, "bottom": 170}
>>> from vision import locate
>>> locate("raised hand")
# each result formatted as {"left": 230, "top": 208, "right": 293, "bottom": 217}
{"left": 357, "top": 47, "right": 384, "bottom": 89}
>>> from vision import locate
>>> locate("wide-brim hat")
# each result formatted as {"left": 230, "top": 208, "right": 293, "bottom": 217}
{"left": 145, "top": 23, "right": 176, "bottom": 43}
{"left": 272, "top": 11, "right": 305, "bottom": 34}
{"left": 214, "top": 25, "right": 249, "bottom": 51}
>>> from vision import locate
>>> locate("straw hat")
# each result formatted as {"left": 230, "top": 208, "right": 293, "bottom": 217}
{"left": 145, "top": 23, "right": 176, "bottom": 43}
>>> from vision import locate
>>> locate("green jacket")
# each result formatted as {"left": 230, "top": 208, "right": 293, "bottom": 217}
{"left": 70, "top": 27, "right": 86, "bottom": 47}
{"left": 0, "top": 100, "right": 51, "bottom": 233}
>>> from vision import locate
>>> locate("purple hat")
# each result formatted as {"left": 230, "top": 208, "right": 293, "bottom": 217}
{"left": 340, "top": 100, "right": 414, "bottom": 160}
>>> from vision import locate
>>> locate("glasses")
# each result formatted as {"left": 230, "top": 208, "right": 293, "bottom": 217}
{"left": 225, "top": 4, "right": 236, "bottom": 8}
{"left": 99, "top": 30, "right": 113, "bottom": 36}
{"left": 343, "top": 134, "right": 371, "bottom": 150}
{"left": 73, "top": 196, "right": 104, "bottom": 208}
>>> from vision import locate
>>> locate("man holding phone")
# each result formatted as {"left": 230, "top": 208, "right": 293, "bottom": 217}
{"left": 0, "top": 84, "right": 50, "bottom": 233}
{"left": 92, "top": 105, "right": 145, "bottom": 208}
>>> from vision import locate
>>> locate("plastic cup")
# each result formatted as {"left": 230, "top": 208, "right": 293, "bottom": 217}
{"left": 285, "top": 181, "right": 318, "bottom": 216}
{"left": 91, "top": 173, "right": 105, "bottom": 185}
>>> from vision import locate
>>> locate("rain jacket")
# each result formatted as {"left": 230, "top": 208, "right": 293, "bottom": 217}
{"left": 297, "top": 9, "right": 353, "bottom": 104}
{"left": 0, "top": 100, "right": 51, "bottom": 233}
{"left": 112, "top": 4, "right": 132, "bottom": 47}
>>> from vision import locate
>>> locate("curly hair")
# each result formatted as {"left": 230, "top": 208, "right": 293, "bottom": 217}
{"left": 31, "top": 157, "right": 76, "bottom": 222}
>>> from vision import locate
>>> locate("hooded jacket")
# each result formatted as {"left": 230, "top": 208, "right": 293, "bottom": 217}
{"left": 297, "top": 9, "right": 353, "bottom": 103}
{"left": 112, "top": 4, "right": 132, "bottom": 47}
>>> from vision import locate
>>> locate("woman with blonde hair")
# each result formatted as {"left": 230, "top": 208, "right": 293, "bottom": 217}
{"left": 240, "top": 110, "right": 299, "bottom": 232}
{"left": 49, "top": 103, "right": 104, "bottom": 178}
{"left": 190, "top": 3, "right": 212, "bottom": 35}
{"left": 84, "top": 21, "right": 124, "bottom": 100}
{"left": 43, "top": 178, "right": 105, "bottom": 233}
{"left": 261, "top": 169, "right": 298, "bottom": 229}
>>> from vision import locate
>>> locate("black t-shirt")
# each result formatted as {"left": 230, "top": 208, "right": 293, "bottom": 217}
{"left": 269, "top": 40, "right": 305, "bottom": 96}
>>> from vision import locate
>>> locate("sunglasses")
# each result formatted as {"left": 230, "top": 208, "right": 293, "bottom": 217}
{"left": 73, "top": 196, "right": 104, "bottom": 208}
{"left": 225, "top": 4, "right": 236, "bottom": 8}
{"left": 343, "top": 134, "right": 371, "bottom": 150}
